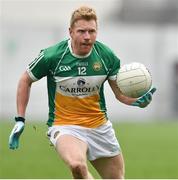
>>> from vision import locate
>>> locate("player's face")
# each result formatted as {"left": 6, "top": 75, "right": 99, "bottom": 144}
{"left": 69, "top": 19, "right": 97, "bottom": 56}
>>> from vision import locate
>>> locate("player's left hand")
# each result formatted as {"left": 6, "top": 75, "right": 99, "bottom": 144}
{"left": 9, "top": 117, "right": 25, "bottom": 150}
{"left": 131, "top": 87, "right": 157, "bottom": 108}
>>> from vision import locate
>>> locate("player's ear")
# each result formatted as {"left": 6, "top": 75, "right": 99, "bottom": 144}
{"left": 69, "top": 27, "right": 73, "bottom": 37}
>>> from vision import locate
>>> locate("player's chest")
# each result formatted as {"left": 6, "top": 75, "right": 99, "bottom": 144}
{"left": 51, "top": 56, "right": 107, "bottom": 96}
{"left": 53, "top": 55, "right": 106, "bottom": 77}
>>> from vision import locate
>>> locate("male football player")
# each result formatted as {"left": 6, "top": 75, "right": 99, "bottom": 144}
{"left": 9, "top": 6, "right": 156, "bottom": 179}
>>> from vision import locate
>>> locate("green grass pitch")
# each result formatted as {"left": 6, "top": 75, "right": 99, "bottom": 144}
{"left": 0, "top": 120, "right": 178, "bottom": 179}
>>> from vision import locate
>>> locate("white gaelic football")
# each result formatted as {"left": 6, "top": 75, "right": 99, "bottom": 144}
{"left": 116, "top": 62, "right": 152, "bottom": 98}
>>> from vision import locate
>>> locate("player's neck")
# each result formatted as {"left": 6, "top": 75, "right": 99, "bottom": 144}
{"left": 68, "top": 39, "right": 92, "bottom": 59}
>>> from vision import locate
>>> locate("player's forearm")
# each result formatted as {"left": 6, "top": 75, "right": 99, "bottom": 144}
{"left": 16, "top": 72, "right": 33, "bottom": 117}
{"left": 108, "top": 79, "right": 137, "bottom": 105}
{"left": 116, "top": 93, "right": 137, "bottom": 105}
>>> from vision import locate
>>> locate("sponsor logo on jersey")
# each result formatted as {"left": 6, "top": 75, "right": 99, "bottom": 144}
{"left": 59, "top": 65, "right": 71, "bottom": 72}
{"left": 93, "top": 62, "right": 102, "bottom": 71}
{"left": 77, "top": 78, "right": 86, "bottom": 87}
{"left": 58, "top": 84, "right": 100, "bottom": 96}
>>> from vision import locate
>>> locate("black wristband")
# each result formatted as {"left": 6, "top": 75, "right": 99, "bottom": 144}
{"left": 15, "top": 117, "right": 25, "bottom": 123}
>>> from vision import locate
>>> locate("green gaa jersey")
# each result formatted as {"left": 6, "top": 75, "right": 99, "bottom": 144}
{"left": 27, "top": 39, "right": 120, "bottom": 127}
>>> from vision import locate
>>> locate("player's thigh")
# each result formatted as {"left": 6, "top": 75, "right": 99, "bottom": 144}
{"left": 90, "top": 153, "right": 125, "bottom": 179}
{"left": 56, "top": 134, "right": 88, "bottom": 165}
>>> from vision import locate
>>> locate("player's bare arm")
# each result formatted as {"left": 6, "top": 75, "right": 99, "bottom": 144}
{"left": 9, "top": 71, "right": 33, "bottom": 149}
{"left": 16, "top": 71, "right": 33, "bottom": 117}
{"left": 108, "top": 79, "right": 137, "bottom": 105}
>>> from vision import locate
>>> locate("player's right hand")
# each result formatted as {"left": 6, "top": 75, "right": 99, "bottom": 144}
{"left": 9, "top": 117, "right": 25, "bottom": 150}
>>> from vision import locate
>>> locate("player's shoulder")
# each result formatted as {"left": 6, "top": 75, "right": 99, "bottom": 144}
{"left": 43, "top": 39, "right": 68, "bottom": 59}
{"left": 94, "top": 40, "right": 120, "bottom": 61}
{"left": 94, "top": 40, "right": 113, "bottom": 54}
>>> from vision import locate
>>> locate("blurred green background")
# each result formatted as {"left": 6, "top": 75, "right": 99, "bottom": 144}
{"left": 1, "top": 120, "right": 178, "bottom": 179}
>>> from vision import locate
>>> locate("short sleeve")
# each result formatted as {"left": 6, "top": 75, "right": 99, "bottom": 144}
{"left": 108, "top": 53, "right": 120, "bottom": 80}
{"left": 27, "top": 50, "right": 49, "bottom": 81}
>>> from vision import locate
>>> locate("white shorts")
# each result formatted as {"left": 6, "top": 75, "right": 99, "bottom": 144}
{"left": 47, "top": 121, "right": 121, "bottom": 161}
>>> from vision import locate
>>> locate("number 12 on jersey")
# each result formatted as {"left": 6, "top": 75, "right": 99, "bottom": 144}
{"left": 78, "top": 67, "right": 86, "bottom": 75}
